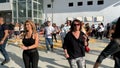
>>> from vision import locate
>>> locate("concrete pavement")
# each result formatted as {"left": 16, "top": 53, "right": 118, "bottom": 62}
{"left": 0, "top": 36, "right": 114, "bottom": 68}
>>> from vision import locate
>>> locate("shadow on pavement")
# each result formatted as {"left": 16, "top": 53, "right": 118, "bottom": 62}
{"left": 8, "top": 52, "right": 24, "bottom": 68}
{"left": 39, "top": 55, "right": 69, "bottom": 68}
{"left": 86, "top": 60, "right": 113, "bottom": 68}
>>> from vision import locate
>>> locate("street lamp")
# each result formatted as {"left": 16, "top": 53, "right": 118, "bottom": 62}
{"left": 51, "top": 0, "right": 54, "bottom": 24}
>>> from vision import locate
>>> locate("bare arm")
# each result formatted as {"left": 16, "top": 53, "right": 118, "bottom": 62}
{"left": 64, "top": 49, "right": 69, "bottom": 58}
{"left": 93, "top": 62, "right": 101, "bottom": 68}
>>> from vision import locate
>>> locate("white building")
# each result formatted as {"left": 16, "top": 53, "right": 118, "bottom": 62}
{"left": 0, "top": 0, "right": 120, "bottom": 26}
{"left": 44, "top": 0, "right": 120, "bottom": 26}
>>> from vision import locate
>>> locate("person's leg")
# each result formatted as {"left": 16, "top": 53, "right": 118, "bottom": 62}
{"left": 76, "top": 57, "right": 86, "bottom": 68}
{"left": 95, "top": 31, "right": 98, "bottom": 39}
{"left": 48, "top": 38, "right": 54, "bottom": 51}
{"left": 45, "top": 38, "right": 50, "bottom": 51}
{"left": 53, "top": 34, "right": 57, "bottom": 42}
{"left": 23, "top": 51, "right": 30, "bottom": 68}
{"left": 68, "top": 59, "right": 77, "bottom": 68}
{"left": 52, "top": 34, "right": 54, "bottom": 42}
{"left": 0, "top": 39, "right": 10, "bottom": 61}
{"left": 31, "top": 50, "right": 39, "bottom": 68}
{"left": 99, "top": 32, "right": 103, "bottom": 40}
{"left": 113, "top": 56, "right": 120, "bottom": 68}
{"left": 96, "top": 40, "right": 120, "bottom": 63}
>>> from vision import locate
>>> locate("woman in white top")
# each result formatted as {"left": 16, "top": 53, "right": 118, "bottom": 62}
{"left": 14, "top": 23, "right": 20, "bottom": 40}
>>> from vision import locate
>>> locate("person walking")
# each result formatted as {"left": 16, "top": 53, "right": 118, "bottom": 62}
{"left": 20, "top": 20, "right": 39, "bottom": 68}
{"left": 94, "top": 17, "right": 120, "bottom": 68}
{"left": 63, "top": 19, "right": 87, "bottom": 68}
{"left": 0, "top": 17, "right": 10, "bottom": 65}
{"left": 44, "top": 21, "right": 55, "bottom": 52}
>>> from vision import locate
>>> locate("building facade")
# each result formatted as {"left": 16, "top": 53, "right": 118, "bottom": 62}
{"left": 0, "top": 0, "right": 43, "bottom": 24}
{"left": 0, "top": 0, "right": 120, "bottom": 25}
{"left": 43, "top": 0, "right": 120, "bottom": 26}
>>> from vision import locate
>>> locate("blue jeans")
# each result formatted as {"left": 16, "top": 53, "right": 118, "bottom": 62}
{"left": 0, "top": 39, "right": 10, "bottom": 61}
{"left": 45, "top": 38, "right": 53, "bottom": 50}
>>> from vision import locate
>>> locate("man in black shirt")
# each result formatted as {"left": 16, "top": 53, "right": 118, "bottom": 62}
{"left": 0, "top": 17, "right": 10, "bottom": 65}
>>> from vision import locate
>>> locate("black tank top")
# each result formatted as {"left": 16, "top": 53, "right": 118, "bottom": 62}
{"left": 22, "top": 34, "right": 35, "bottom": 47}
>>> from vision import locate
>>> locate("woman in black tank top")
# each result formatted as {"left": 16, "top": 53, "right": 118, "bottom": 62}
{"left": 20, "top": 20, "right": 39, "bottom": 68}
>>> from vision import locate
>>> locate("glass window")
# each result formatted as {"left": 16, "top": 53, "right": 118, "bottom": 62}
{"left": 78, "top": 2, "right": 83, "bottom": 6}
{"left": 18, "top": 18, "right": 26, "bottom": 23}
{"left": 97, "top": 0, "right": 104, "bottom": 5}
{"left": 69, "top": 2, "right": 73, "bottom": 7}
{"left": 0, "top": 0, "right": 9, "bottom": 3}
{"left": 6, "top": 0, "right": 9, "bottom": 2}
{"left": 18, "top": 0, "right": 26, "bottom": 2}
{"left": 34, "top": 0, "right": 37, "bottom": 1}
{"left": 38, "top": 0, "right": 43, "bottom": 3}
{"left": 47, "top": 4, "right": 51, "bottom": 8}
{"left": 13, "top": 19, "right": 17, "bottom": 23}
{"left": 38, "top": 4, "right": 42, "bottom": 10}
{"left": 87, "top": 1, "right": 93, "bottom": 5}
{"left": 18, "top": 2, "right": 26, "bottom": 17}
{"left": 33, "top": 2, "right": 37, "bottom": 10}
{"left": 28, "top": 10, "right": 32, "bottom": 17}
{"left": 13, "top": 0, "right": 16, "bottom": 3}
{"left": 38, "top": 11, "right": 42, "bottom": 18}
{"left": 13, "top": 3, "right": 17, "bottom": 17}
{"left": 33, "top": 11, "right": 37, "bottom": 17}
{"left": 34, "top": 19, "right": 37, "bottom": 23}
{"left": 28, "top": 1, "right": 32, "bottom": 10}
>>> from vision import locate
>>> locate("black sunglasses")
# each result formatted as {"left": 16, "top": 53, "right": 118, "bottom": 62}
{"left": 74, "top": 24, "right": 80, "bottom": 26}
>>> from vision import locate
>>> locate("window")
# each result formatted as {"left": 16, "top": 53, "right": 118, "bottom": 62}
{"left": 97, "top": 0, "right": 104, "bottom": 5}
{"left": 0, "top": 0, "right": 9, "bottom": 3}
{"left": 87, "top": 1, "right": 93, "bottom": 5}
{"left": 69, "top": 2, "right": 73, "bottom": 7}
{"left": 47, "top": 4, "right": 51, "bottom": 8}
{"left": 78, "top": 2, "right": 83, "bottom": 6}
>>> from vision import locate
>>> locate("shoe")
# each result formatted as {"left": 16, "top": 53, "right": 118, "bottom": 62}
{"left": 46, "top": 51, "right": 50, "bottom": 53}
{"left": 1, "top": 60, "right": 10, "bottom": 65}
{"left": 51, "top": 48, "right": 54, "bottom": 52}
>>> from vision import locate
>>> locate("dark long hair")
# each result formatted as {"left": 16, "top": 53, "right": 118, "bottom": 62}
{"left": 112, "top": 17, "right": 120, "bottom": 38}
{"left": 70, "top": 19, "right": 82, "bottom": 32}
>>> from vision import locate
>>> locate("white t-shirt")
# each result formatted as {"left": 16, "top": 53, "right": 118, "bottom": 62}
{"left": 44, "top": 26, "right": 55, "bottom": 38}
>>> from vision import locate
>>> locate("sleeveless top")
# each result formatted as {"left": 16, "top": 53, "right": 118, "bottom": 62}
{"left": 22, "top": 33, "right": 35, "bottom": 47}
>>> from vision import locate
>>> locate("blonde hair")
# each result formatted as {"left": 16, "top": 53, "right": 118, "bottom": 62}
{"left": 24, "top": 20, "right": 37, "bottom": 33}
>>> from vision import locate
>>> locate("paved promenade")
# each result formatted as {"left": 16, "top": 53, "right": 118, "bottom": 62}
{"left": 0, "top": 36, "right": 114, "bottom": 68}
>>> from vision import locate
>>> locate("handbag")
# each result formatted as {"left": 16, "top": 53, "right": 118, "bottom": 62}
{"left": 85, "top": 46, "right": 90, "bottom": 53}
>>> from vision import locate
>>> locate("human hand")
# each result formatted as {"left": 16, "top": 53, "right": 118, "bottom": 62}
{"left": 20, "top": 45, "right": 28, "bottom": 50}
{"left": 0, "top": 41, "right": 4, "bottom": 45}
{"left": 65, "top": 53, "right": 69, "bottom": 58}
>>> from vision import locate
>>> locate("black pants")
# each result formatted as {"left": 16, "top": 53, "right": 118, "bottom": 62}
{"left": 96, "top": 39, "right": 120, "bottom": 68}
{"left": 23, "top": 49, "right": 39, "bottom": 68}
{"left": 52, "top": 33, "right": 57, "bottom": 42}
{"left": 96, "top": 32, "right": 103, "bottom": 39}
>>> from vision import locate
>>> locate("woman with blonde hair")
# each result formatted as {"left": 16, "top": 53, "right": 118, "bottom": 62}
{"left": 20, "top": 20, "right": 39, "bottom": 68}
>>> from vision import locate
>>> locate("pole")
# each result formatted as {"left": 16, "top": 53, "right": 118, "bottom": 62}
{"left": 51, "top": 0, "right": 54, "bottom": 24}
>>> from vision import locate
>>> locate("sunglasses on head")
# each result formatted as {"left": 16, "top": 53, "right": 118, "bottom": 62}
{"left": 74, "top": 24, "right": 80, "bottom": 26}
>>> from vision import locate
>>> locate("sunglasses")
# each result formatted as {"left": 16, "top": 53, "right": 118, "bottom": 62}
{"left": 74, "top": 24, "right": 80, "bottom": 26}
